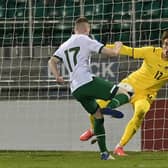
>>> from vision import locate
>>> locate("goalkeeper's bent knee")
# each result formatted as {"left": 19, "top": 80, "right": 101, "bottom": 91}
{"left": 117, "top": 82, "right": 134, "bottom": 100}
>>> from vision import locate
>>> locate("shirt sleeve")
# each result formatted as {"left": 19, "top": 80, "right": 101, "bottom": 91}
{"left": 84, "top": 36, "right": 104, "bottom": 53}
{"left": 105, "top": 44, "right": 155, "bottom": 59}
{"left": 130, "top": 46, "right": 156, "bottom": 59}
{"left": 53, "top": 48, "right": 63, "bottom": 61}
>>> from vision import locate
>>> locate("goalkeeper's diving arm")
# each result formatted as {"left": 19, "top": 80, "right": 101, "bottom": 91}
{"left": 106, "top": 44, "right": 145, "bottom": 58}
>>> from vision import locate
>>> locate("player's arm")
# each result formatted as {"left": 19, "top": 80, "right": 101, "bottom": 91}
{"left": 106, "top": 44, "right": 147, "bottom": 58}
{"left": 101, "top": 42, "right": 123, "bottom": 56}
{"left": 48, "top": 56, "right": 64, "bottom": 83}
{"left": 105, "top": 44, "right": 133, "bottom": 56}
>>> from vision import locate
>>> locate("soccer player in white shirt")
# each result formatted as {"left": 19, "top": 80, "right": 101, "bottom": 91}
{"left": 48, "top": 17, "right": 132, "bottom": 160}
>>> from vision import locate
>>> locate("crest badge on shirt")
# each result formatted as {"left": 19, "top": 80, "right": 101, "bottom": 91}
{"left": 164, "top": 66, "right": 168, "bottom": 70}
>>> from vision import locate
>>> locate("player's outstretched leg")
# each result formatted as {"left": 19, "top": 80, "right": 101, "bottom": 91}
{"left": 80, "top": 108, "right": 124, "bottom": 141}
{"left": 80, "top": 109, "right": 124, "bottom": 141}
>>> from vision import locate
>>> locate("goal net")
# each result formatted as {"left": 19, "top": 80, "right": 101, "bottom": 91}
{"left": 0, "top": 0, "right": 167, "bottom": 151}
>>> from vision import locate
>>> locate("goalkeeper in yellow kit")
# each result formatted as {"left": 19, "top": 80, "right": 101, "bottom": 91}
{"left": 80, "top": 30, "right": 168, "bottom": 156}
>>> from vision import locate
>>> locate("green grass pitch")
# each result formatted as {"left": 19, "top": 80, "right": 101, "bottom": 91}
{"left": 0, "top": 151, "right": 167, "bottom": 168}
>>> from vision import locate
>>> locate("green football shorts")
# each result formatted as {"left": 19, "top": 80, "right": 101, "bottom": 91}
{"left": 72, "top": 77, "right": 117, "bottom": 114}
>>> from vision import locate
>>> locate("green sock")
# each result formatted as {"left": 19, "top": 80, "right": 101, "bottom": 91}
{"left": 108, "top": 93, "right": 129, "bottom": 108}
{"left": 94, "top": 118, "right": 107, "bottom": 153}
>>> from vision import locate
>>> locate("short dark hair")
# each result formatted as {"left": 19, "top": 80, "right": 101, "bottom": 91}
{"left": 162, "top": 30, "right": 168, "bottom": 44}
{"left": 75, "top": 17, "right": 89, "bottom": 25}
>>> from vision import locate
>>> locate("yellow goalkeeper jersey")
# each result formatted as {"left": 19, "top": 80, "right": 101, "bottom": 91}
{"left": 106, "top": 44, "right": 168, "bottom": 93}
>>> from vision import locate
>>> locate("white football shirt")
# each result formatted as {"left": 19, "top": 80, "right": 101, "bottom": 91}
{"left": 53, "top": 34, "right": 104, "bottom": 92}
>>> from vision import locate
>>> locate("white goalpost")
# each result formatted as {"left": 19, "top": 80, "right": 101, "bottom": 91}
{"left": 0, "top": 0, "right": 167, "bottom": 151}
